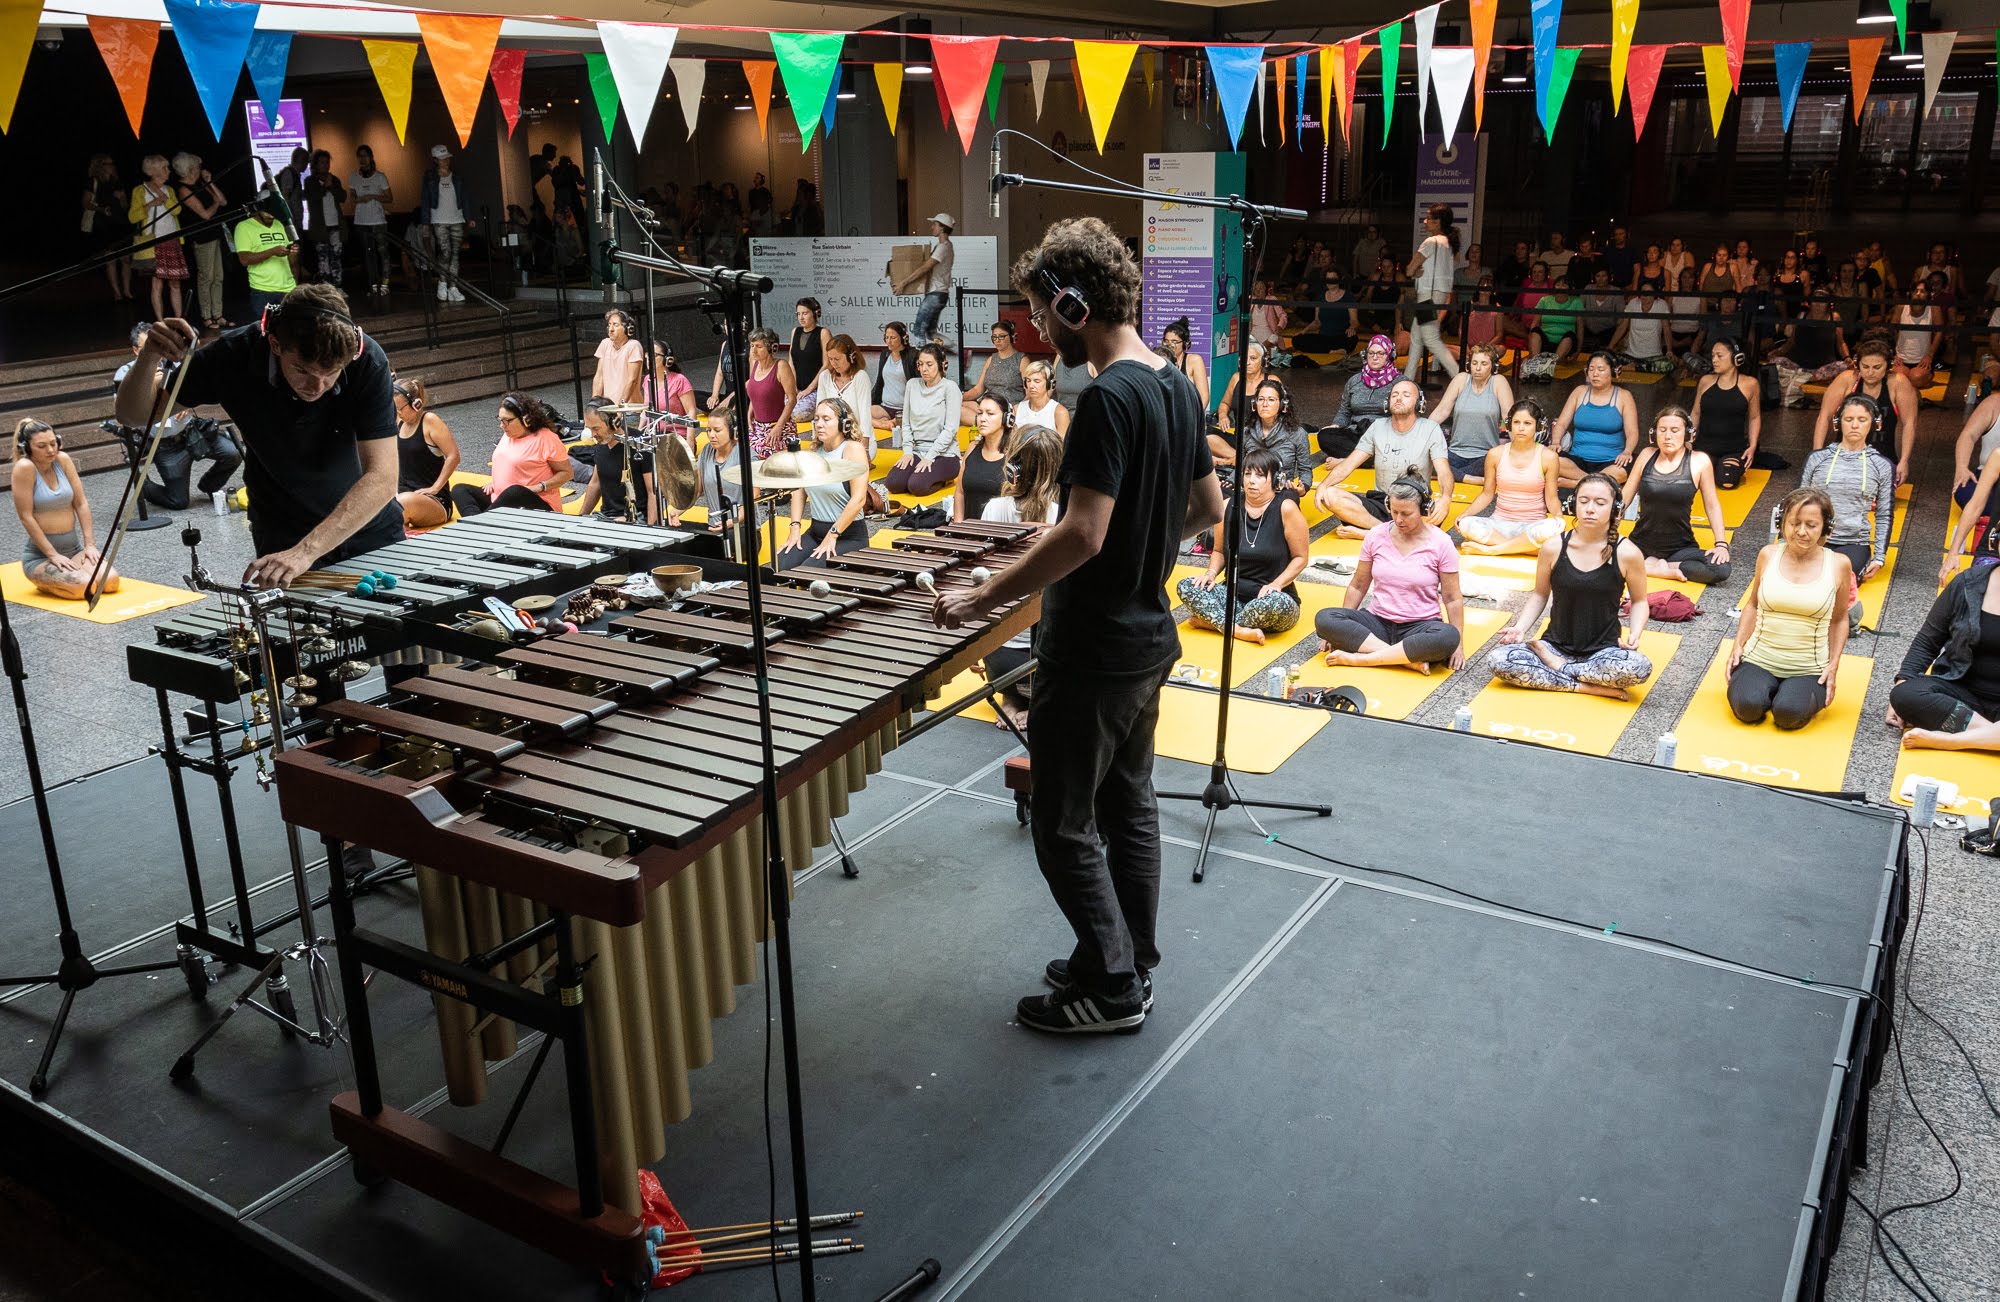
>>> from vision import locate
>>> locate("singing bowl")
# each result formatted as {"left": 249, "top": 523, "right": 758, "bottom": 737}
{"left": 651, "top": 564, "right": 702, "bottom": 596}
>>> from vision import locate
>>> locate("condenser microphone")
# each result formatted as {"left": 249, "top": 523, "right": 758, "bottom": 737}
{"left": 988, "top": 139, "right": 1002, "bottom": 218}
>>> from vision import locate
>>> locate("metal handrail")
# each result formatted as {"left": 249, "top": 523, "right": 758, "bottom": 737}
{"left": 380, "top": 227, "right": 520, "bottom": 389}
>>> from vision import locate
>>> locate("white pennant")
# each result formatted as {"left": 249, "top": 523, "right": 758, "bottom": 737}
{"left": 669, "top": 57, "right": 705, "bottom": 139}
{"left": 1920, "top": 30, "right": 1954, "bottom": 117}
{"left": 1413, "top": 4, "right": 1440, "bottom": 136}
{"left": 1430, "top": 47, "right": 1474, "bottom": 137}
{"left": 597, "top": 22, "right": 678, "bottom": 147}
{"left": 1257, "top": 57, "right": 1267, "bottom": 144}
{"left": 1029, "top": 59, "right": 1050, "bottom": 120}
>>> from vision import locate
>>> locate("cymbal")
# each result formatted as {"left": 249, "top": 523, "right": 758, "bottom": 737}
{"left": 656, "top": 429, "right": 699, "bottom": 511}
{"left": 721, "top": 450, "right": 872, "bottom": 490}
{"left": 596, "top": 402, "right": 649, "bottom": 414}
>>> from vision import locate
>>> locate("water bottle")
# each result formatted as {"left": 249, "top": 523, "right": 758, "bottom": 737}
{"left": 1267, "top": 668, "right": 1286, "bottom": 699}
{"left": 1911, "top": 776, "right": 1941, "bottom": 829}
{"left": 1453, "top": 705, "right": 1473, "bottom": 733}
{"left": 1654, "top": 733, "right": 1678, "bottom": 767}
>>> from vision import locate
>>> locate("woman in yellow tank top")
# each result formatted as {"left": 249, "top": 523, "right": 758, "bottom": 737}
{"left": 1727, "top": 486, "right": 1853, "bottom": 730}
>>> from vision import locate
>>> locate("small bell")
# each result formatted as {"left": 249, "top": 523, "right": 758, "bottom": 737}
{"left": 283, "top": 674, "right": 318, "bottom": 691}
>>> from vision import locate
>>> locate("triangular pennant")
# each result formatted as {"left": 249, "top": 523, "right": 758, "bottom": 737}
{"left": 87, "top": 16, "right": 160, "bottom": 136}
{"left": 1469, "top": 0, "right": 1497, "bottom": 129}
{"left": 822, "top": 72, "right": 839, "bottom": 137}
{"left": 1772, "top": 41, "right": 1810, "bottom": 131}
{"left": 244, "top": 30, "right": 289, "bottom": 125}
{"left": 742, "top": 59, "right": 776, "bottom": 140}
{"left": 1609, "top": 0, "right": 1638, "bottom": 112}
{"left": 161, "top": 0, "right": 259, "bottom": 139}
{"left": 770, "top": 33, "right": 842, "bottom": 151}
{"left": 584, "top": 52, "right": 620, "bottom": 143}
{"left": 361, "top": 40, "right": 417, "bottom": 145}
{"left": 1529, "top": 0, "right": 1563, "bottom": 135}
{"left": 1143, "top": 50, "right": 1156, "bottom": 105}
{"left": 1339, "top": 39, "right": 1370, "bottom": 145}
{"left": 1294, "top": 52, "right": 1308, "bottom": 147}
{"left": 1073, "top": 41, "right": 1136, "bottom": 154}
{"left": 1378, "top": 21, "right": 1402, "bottom": 145}
{"left": 1890, "top": 0, "right": 1908, "bottom": 50}
{"left": 1718, "top": 0, "right": 1750, "bottom": 89}
{"left": 1626, "top": 44, "right": 1668, "bottom": 139}
{"left": 1206, "top": 45, "right": 1263, "bottom": 150}
{"left": 416, "top": 15, "right": 501, "bottom": 149}
{"left": 873, "top": 61, "right": 902, "bottom": 134}
{"left": 1700, "top": 45, "right": 1732, "bottom": 134}
{"left": 1413, "top": 4, "right": 1438, "bottom": 135}
{"left": 1257, "top": 55, "right": 1267, "bottom": 145}
{"left": 1275, "top": 49, "right": 1287, "bottom": 146}
{"left": 1430, "top": 47, "right": 1474, "bottom": 137}
{"left": 1028, "top": 58, "right": 1049, "bottom": 119}
{"left": 1847, "top": 36, "right": 1884, "bottom": 121}
{"left": 1317, "top": 45, "right": 1335, "bottom": 149}
{"left": 1072, "top": 58, "right": 1086, "bottom": 114}
{"left": 931, "top": 55, "right": 953, "bottom": 129}
{"left": 490, "top": 48, "right": 525, "bottom": 137}
{"left": 931, "top": 35, "right": 1000, "bottom": 153}
{"left": 985, "top": 60, "right": 1003, "bottom": 122}
{"left": 1543, "top": 46, "right": 1580, "bottom": 137}
{"left": 669, "top": 58, "right": 705, "bottom": 138}
{"left": 1921, "top": 31, "right": 1953, "bottom": 115}
{"left": 595, "top": 23, "right": 677, "bottom": 148}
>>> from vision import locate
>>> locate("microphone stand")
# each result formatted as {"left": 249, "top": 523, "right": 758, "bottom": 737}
{"left": 992, "top": 168, "right": 1331, "bottom": 884}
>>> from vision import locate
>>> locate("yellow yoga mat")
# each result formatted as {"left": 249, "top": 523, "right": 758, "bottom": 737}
{"left": 1168, "top": 568, "right": 1329, "bottom": 687}
{"left": 1307, "top": 533, "right": 1364, "bottom": 562}
{"left": 1692, "top": 469, "right": 1771, "bottom": 529}
{"left": 0, "top": 564, "right": 203, "bottom": 623}
{"left": 1458, "top": 554, "right": 1541, "bottom": 591}
{"left": 1152, "top": 684, "right": 1328, "bottom": 774}
{"left": 871, "top": 448, "right": 955, "bottom": 511}
{"left": 1466, "top": 629, "right": 1681, "bottom": 756}
{"left": 1288, "top": 607, "right": 1509, "bottom": 720}
{"left": 926, "top": 666, "right": 1000, "bottom": 723}
{"left": 1889, "top": 744, "right": 2000, "bottom": 818}
{"left": 1671, "top": 643, "right": 1873, "bottom": 791}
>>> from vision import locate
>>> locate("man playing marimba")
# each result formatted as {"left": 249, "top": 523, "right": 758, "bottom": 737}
{"left": 934, "top": 217, "right": 1223, "bottom": 1034}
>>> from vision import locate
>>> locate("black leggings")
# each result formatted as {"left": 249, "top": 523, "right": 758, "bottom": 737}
{"left": 1727, "top": 661, "right": 1827, "bottom": 731}
{"left": 775, "top": 517, "right": 868, "bottom": 570}
{"left": 1651, "top": 544, "right": 1732, "bottom": 585}
{"left": 1316, "top": 608, "right": 1461, "bottom": 666}
{"left": 450, "top": 483, "right": 550, "bottom": 517}
{"left": 1316, "top": 425, "right": 1361, "bottom": 458}
{"left": 985, "top": 643, "right": 1035, "bottom": 705}
{"left": 1889, "top": 675, "right": 2000, "bottom": 732}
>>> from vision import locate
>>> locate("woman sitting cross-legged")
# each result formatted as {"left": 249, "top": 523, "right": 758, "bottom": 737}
{"left": 1624, "top": 405, "right": 1733, "bottom": 585}
{"left": 448, "top": 393, "right": 572, "bottom": 518}
{"left": 1800, "top": 393, "right": 1894, "bottom": 621}
{"left": 777, "top": 398, "right": 872, "bottom": 569}
{"left": 886, "top": 343, "right": 963, "bottom": 497}
{"left": 1315, "top": 478, "right": 1465, "bottom": 674}
{"left": 1727, "top": 486, "right": 1853, "bottom": 731}
{"left": 1491, "top": 473, "right": 1654, "bottom": 698}
{"left": 1455, "top": 398, "right": 1563, "bottom": 555}
{"left": 1174, "top": 446, "right": 1308, "bottom": 645}
{"left": 1551, "top": 351, "right": 1640, "bottom": 488}
{"left": 1889, "top": 559, "right": 2000, "bottom": 751}
{"left": 12, "top": 418, "right": 118, "bottom": 599}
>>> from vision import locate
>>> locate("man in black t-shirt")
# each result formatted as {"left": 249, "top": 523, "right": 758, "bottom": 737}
{"left": 116, "top": 284, "right": 401, "bottom": 587}
{"left": 934, "top": 217, "right": 1223, "bottom": 1035}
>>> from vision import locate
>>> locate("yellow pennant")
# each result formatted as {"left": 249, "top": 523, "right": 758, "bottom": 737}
{"left": 1072, "top": 40, "right": 1136, "bottom": 153}
{"left": 1699, "top": 44, "right": 1731, "bottom": 135}
{"left": 1609, "top": 0, "right": 1639, "bottom": 113}
{"left": 363, "top": 40, "right": 419, "bottom": 145}
{"left": 874, "top": 62, "right": 904, "bottom": 134}
{"left": 1318, "top": 45, "right": 1334, "bottom": 150}
{"left": 0, "top": 0, "right": 40, "bottom": 133}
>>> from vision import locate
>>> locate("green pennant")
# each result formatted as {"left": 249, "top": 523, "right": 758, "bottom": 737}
{"left": 584, "top": 52, "right": 620, "bottom": 143}
{"left": 1543, "top": 46, "right": 1581, "bottom": 138}
{"left": 986, "top": 60, "right": 1004, "bottom": 122}
{"left": 770, "top": 32, "right": 844, "bottom": 151}
{"left": 1890, "top": 0, "right": 1908, "bottom": 50}
{"left": 1378, "top": 21, "right": 1402, "bottom": 144}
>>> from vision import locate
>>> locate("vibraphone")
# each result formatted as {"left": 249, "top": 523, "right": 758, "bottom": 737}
{"left": 273, "top": 520, "right": 1042, "bottom": 1285}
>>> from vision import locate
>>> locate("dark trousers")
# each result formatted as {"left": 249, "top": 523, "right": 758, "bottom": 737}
{"left": 1727, "top": 661, "right": 1827, "bottom": 730}
{"left": 984, "top": 643, "right": 1034, "bottom": 704}
{"left": 1316, "top": 607, "right": 1461, "bottom": 665}
{"left": 1026, "top": 665, "right": 1171, "bottom": 1001}
{"left": 450, "top": 483, "right": 549, "bottom": 518}
{"left": 885, "top": 456, "right": 960, "bottom": 497}
{"left": 355, "top": 225, "right": 389, "bottom": 285}
{"left": 775, "top": 517, "right": 868, "bottom": 570}
{"left": 1890, "top": 674, "right": 2000, "bottom": 732}
{"left": 144, "top": 426, "right": 241, "bottom": 509}
{"left": 1316, "top": 425, "right": 1360, "bottom": 459}
{"left": 1650, "top": 544, "right": 1732, "bottom": 585}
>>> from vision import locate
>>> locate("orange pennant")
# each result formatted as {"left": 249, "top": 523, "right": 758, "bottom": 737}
{"left": 88, "top": 16, "right": 159, "bottom": 136}
{"left": 743, "top": 59, "right": 776, "bottom": 140}
{"left": 1275, "top": 53, "right": 1287, "bottom": 145}
{"left": 1847, "top": 36, "right": 1885, "bottom": 121}
{"left": 415, "top": 14, "right": 501, "bottom": 149}
{"left": 1468, "top": 0, "right": 1497, "bottom": 129}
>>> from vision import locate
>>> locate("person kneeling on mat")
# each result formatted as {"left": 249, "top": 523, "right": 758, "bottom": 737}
{"left": 1889, "top": 556, "right": 2000, "bottom": 751}
{"left": 1727, "top": 486, "right": 1851, "bottom": 731}
{"left": 1491, "top": 473, "right": 1654, "bottom": 698}
{"left": 1313, "top": 378, "right": 1454, "bottom": 539}
{"left": 1316, "top": 478, "right": 1465, "bottom": 674}
{"left": 1176, "top": 446, "right": 1308, "bottom": 645}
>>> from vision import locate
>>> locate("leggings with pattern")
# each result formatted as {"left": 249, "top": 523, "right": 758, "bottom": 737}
{"left": 1490, "top": 641, "right": 1653, "bottom": 692}
{"left": 1176, "top": 578, "right": 1301, "bottom": 634}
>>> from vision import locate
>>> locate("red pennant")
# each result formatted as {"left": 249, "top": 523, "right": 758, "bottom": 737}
{"left": 1341, "top": 37, "right": 1365, "bottom": 140}
{"left": 1718, "top": 0, "right": 1751, "bottom": 88}
{"left": 931, "top": 35, "right": 999, "bottom": 152}
{"left": 1848, "top": 36, "right": 1885, "bottom": 120}
{"left": 87, "top": 16, "right": 159, "bottom": 136}
{"left": 1072, "top": 58, "right": 1086, "bottom": 114}
{"left": 1625, "top": 45, "right": 1668, "bottom": 139}
{"left": 489, "top": 48, "right": 525, "bottom": 138}
{"left": 931, "top": 58, "right": 954, "bottom": 129}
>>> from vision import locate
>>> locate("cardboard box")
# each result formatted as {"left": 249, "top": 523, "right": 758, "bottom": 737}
{"left": 886, "top": 243, "right": 930, "bottom": 287}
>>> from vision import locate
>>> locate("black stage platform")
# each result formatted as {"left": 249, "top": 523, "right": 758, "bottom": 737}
{"left": 0, "top": 712, "right": 1905, "bottom": 1302}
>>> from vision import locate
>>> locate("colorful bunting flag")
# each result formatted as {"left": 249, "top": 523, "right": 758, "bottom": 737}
{"left": 584, "top": 52, "right": 619, "bottom": 143}
{"left": 416, "top": 15, "right": 500, "bottom": 149}
{"left": 822, "top": 73, "right": 839, "bottom": 137}
{"left": 1294, "top": 52, "right": 1308, "bottom": 146}
{"left": 1072, "top": 58, "right": 1086, "bottom": 114}
{"left": 985, "top": 60, "right": 1003, "bottom": 122}
{"left": 1921, "top": 31, "right": 1953, "bottom": 114}
{"left": 162, "top": 0, "right": 260, "bottom": 138}
{"left": 1257, "top": 55, "right": 1267, "bottom": 145}
{"left": 1028, "top": 59, "right": 1049, "bottom": 120}
{"left": 1772, "top": 41, "right": 1810, "bottom": 131}
{"left": 1206, "top": 45, "right": 1262, "bottom": 150}
{"left": 244, "top": 30, "right": 290, "bottom": 125}
{"left": 1700, "top": 45, "right": 1732, "bottom": 134}
{"left": 1543, "top": 46, "right": 1579, "bottom": 137}
{"left": 742, "top": 59, "right": 776, "bottom": 140}
{"left": 1413, "top": 4, "right": 1438, "bottom": 135}
{"left": 1317, "top": 45, "right": 1334, "bottom": 149}
{"left": 490, "top": 48, "right": 525, "bottom": 137}
{"left": 1848, "top": 36, "right": 1884, "bottom": 121}
{"left": 1144, "top": 51, "right": 1158, "bottom": 105}
{"left": 1469, "top": 0, "right": 1497, "bottom": 129}
{"left": 669, "top": 58, "right": 705, "bottom": 139}
{"left": 1275, "top": 50, "right": 1287, "bottom": 146}
{"left": 1890, "top": 0, "right": 1909, "bottom": 50}
{"left": 1626, "top": 44, "right": 1668, "bottom": 139}
{"left": 87, "top": 16, "right": 160, "bottom": 136}
{"left": 770, "top": 33, "right": 842, "bottom": 151}
{"left": 1529, "top": 0, "right": 1562, "bottom": 136}
{"left": 1073, "top": 40, "right": 1135, "bottom": 153}
{"left": 1609, "top": 0, "right": 1638, "bottom": 111}
{"left": 1430, "top": 47, "right": 1474, "bottom": 137}
{"left": 362, "top": 40, "right": 418, "bottom": 145}
{"left": 930, "top": 35, "right": 999, "bottom": 153}
{"left": 873, "top": 61, "right": 902, "bottom": 134}
{"left": 1719, "top": 0, "right": 1750, "bottom": 88}
{"left": 1379, "top": 21, "right": 1402, "bottom": 144}
{"left": 596, "top": 23, "right": 678, "bottom": 147}
{"left": 0, "top": 0, "right": 36, "bottom": 133}
{"left": 1338, "top": 39, "right": 1369, "bottom": 145}
{"left": 931, "top": 56, "right": 953, "bottom": 130}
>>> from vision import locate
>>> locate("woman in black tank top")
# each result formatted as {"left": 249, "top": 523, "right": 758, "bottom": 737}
{"left": 956, "top": 396, "right": 1012, "bottom": 521}
{"left": 1492, "top": 472, "right": 1656, "bottom": 697}
{"left": 1173, "top": 446, "right": 1308, "bottom": 642}
{"left": 1691, "top": 340, "right": 1761, "bottom": 487}
{"left": 392, "top": 377, "right": 459, "bottom": 528}
{"left": 790, "top": 297, "right": 831, "bottom": 416}
{"left": 1625, "top": 406, "right": 1733, "bottom": 585}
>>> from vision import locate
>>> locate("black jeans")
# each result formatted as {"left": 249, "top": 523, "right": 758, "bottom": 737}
{"left": 1890, "top": 675, "right": 2000, "bottom": 732}
{"left": 144, "top": 422, "right": 241, "bottom": 509}
{"left": 450, "top": 483, "right": 549, "bottom": 518}
{"left": 355, "top": 225, "right": 389, "bottom": 285}
{"left": 1650, "top": 544, "right": 1732, "bottom": 585}
{"left": 1026, "top": 664, "right": 1171, "bottom": 1002}
{"left": 775, "top": 518, "right": 867, "bottom": 570}
{"left": 1727, "top": 661, "right": 1826, "bottom": 730}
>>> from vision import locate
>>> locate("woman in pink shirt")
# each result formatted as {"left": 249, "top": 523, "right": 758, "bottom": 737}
{"left": 1314, "top": 479, "right": 1466, "bottom": 672}
{"left": 647, "top": 342, "right": 698, "bottom": 420}
{"left": 591, "top": 309, "right": 645, "bottom": 405}
{"left": 448, "top": 392, "right": 573, "bottom": 518}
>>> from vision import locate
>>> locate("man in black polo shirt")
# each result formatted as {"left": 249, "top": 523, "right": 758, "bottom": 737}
{"left": 933, "top": 217, "right": 1224, "bottom": 1035}
{"left": 115, "top": 284, "right": 401, "bottom": 587}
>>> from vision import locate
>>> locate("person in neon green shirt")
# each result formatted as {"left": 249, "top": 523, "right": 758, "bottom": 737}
{"left": 234, "top": 209, "right": 297, "bottom": 319}
{"left": 1530, "top": 277, "right": 1584, "bottom": 366}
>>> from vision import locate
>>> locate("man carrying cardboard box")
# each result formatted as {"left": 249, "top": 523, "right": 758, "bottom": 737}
{"left": 896, "top": 213, "right": 956, "bottom": 344}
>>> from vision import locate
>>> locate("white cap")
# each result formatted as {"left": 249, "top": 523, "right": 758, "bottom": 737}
{"left": 430, "top": 144, "right": 452, "bottom": 159}
{"left": 927, "top": 212, "right": 954, "bottom": 230}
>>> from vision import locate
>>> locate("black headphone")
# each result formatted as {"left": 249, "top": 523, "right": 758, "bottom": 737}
{"left": 14, "top": 420, "right": 57, "bottom": 455}
{"left": 822, "top": 399, "right": 856, "bottom": 439}
{"left": 1592, "top": 350, "right": 1622, "bottom": 380}
{"left": 1511, "top": 398, "right": 1550, "bottom": 444}
{"left": 606, "top": 308, "right": 637, "bottom": 336}
{"left": 1037, "top": 266, "right": 1091, "bottom": 330}
{"left": 1839, "top": 391, "right": 1884, "bottom": 434}
{"left": 1390, "top": 474, "right": 1433, "bottom": 518}
{"left": 262, "top": 299, "right": 365, "bottom": 361}
{"left": 1718, "top": 336, "right": 1748, "bottom": 370}
{"left": 585, "top": 398, "right": 625, "bottom": 433}
{"left": 392, "top": 378, "right": 422, "bottom": 409}
{"left": 1394, "top": 378, "right": 1427, "bottom": 417}
{"left": 1254, "top": 378, "right": 1295, "bottom": 424}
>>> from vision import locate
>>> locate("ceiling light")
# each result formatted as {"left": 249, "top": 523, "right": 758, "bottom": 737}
{"left": 1856, "top": 0, "right": 1896, "bottom": 23}
{"left": 733, "top": 104, "right": 753, "bottom": 111}
{"left": 1501, "top": 49, "right": 1528, "bottom": 83}
{"left": 837, "top": 91, "right": 857, "bottom": 100}
{"left": 905, "top": 63, "right": 933, "bottom": 76}
{"left": 1888, "top": 51, "right": 1923, "bottom": 61}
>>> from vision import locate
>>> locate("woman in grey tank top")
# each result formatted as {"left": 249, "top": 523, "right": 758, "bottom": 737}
{"left": 13, "top": 417, "right": 120, "bottom": 598}
{"left": 1428, "top": 344, "right": 1514, "bottom": 482}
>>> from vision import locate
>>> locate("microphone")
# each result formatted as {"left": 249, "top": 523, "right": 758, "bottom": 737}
{"left": 258, "top": 181, "right": 300, "bottom": 245}
{"left": 593, "top": 148, "right": 609, "bottom": 222}
{"left": 988, "top": 139, "right": 1002, "bottom": 219}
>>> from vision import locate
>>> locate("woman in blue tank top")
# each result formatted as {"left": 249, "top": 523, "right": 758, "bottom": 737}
{"left": 1553, "top": 352, "right": 1639, "bottom": 490}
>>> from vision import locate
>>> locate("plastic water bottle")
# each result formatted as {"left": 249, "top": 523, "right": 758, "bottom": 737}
{"left": 1911, "top": 777, "right": 1941, "bottom": 829}
{"left": 1267, "top": 668, "right": 1286, "bottom": 699}
{"left": 1654, "top": 733, "right": 1678, "bottom": 767}
{"left": 1453, "top": 705, "right": 1473, "bottom": 732}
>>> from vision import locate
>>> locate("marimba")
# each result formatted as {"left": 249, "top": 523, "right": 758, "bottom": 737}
{"left": 274, "top": 521, "right": 1042, "bottom": 1284}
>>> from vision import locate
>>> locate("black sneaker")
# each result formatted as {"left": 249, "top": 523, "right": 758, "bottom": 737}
{"left": 1043, "top": 959, "right": 1153, "bottom": 1013}
{"left": 1016, "top": 984, "right": 1146, "bottom": 1034}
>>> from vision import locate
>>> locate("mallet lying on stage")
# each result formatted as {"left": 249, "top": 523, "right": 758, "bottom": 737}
{"left": 288, "top": 569, "right": 399, "bottom": 595}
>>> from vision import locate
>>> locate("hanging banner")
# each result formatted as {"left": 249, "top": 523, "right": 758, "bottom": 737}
{"left": 752, "top": 236, "right": 998, "bottom": 340}
{"left": 1141, "top": 151, "right": 1246, "bottom": 399}
{"left": 668, "top": 57, "right": 704, "bottom": 138}
{"left": 985, "top": 60, "right": 1003, "bottom": 122}
{"left": 1772, "top": 41, "right": 1810, "bottom": 130}
{"left": 88, "top": 16, "right": 159, "bottom": 136}
{"left": 1028, "top": 58, "right": 1049, "bottom": 119}
{"left": 931, "top": 34, "right": 999, "bottom": 153}
{"left": 1074, "top": 40, "right": 1135, "bottom": 154}
{"left": 1469, "top": 0, "right": 1497, "bottom": 129}
{"left": 162, "top": 0, "right": 260, "bottom": 138}
{"left": 597, "top": 22, "right": 677, "bottom": 147}
{"left": 770, "top": 32, "right": 842, "bottom": 151}
{"left": 416, "top": 15, "right": 500, "bottom": 149}
{"left": 1700, "top": 45, "right": 1731, "bottom": 134}
{"left": 743, "top": 58, "right": 775, "bottom": 140}
{"left": 1412, "top": 132, "right": 1484, "bottom": 254}
{"left": 1626, "top": 43, "right": 1668, "bottom": 139}
{"left": 1205, "top": 45, "right": 1262, "bottom": 150}
{"left": 490, "top": 48, "right": 525, "bottom": 137}
{"left": 583, "top": 51, "right": 619, "bottom": 143}
{"left": 1543, "top": 46, "right": 1579, "bottom": 137}
{"left": 1848, "top": 36, "right": 1884, "bottom": 121}
{"left": 244, "top": 30, "right": 289, "bottom": 126}
{"left": 873, "top": 61, "right": 902, "bottom": 133}
{"left": 1378, "top": 21, "right": 1402, "bottom": 144}
{"left": 1609, "top": 0, "right": 1638, "bottom": 111}
{"left": 362, "top": 39, "right": 417, "bottom": 145}
{"left": 1719, "top": 0, "right": 1750, "bottom": 88}
{"left": 1413, "top": 4, "right": 1439, "bottom": 135}
{"left": 1275, "top": 50, "right": 1286, "bottom": 146}
{"left": 1920, "top": 30, "right": 1954, "bottom": 114}
{"left": 1430, "top": 47, "right": 1474, "bottom": 138}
